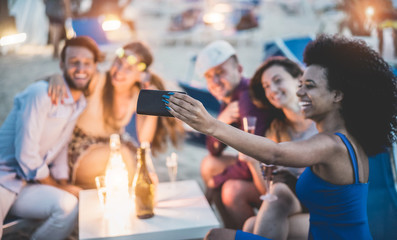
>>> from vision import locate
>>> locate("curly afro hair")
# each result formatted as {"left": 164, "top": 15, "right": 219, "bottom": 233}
{"left": 303, "top": 34, "right": 397, "bottom": 156}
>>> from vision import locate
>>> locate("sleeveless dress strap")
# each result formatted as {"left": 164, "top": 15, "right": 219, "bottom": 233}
{"left": 235, "top": 230, "right": 272, "bottom": 240}
{"left": 334, "top": 132, "right": 359, "bottom": 184}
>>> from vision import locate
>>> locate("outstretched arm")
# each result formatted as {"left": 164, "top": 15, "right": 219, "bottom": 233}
{"left": 167, "top": 93, "right": 279, "bottom": 163}
{"left": 166, "top": 93, "right": 333, "bottom": 168}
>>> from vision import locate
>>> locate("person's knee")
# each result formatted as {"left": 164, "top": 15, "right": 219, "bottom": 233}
{"left": 55, "top": 192, "right": 78, "bottom": 219}
{"left": 221, "top": 180, "right": 245, "bottom": 206}
{"left": 270, "top": 183, "right": 298, "bottom": 211}
{"left": 200, "top": 155, "right": 219, "bottom": 187}
{"left": 243, "top": 216, "right": 256, "bottom": 232}
{"left": 271, "top": 183, "right": 290, "bottom": 202}
{"left": 201, "top": 155, "right": 217, "bottom": 174}
{"left": 201, "top": 154, "right": 238, "bottom": 188}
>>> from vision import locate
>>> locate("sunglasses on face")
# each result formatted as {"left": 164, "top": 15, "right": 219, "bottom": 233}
{"left": 115, "top": 48, "right": 147, "bottom": 72}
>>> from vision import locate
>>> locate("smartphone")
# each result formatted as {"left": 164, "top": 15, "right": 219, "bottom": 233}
{"left": 137, "top": 89, "right": 186, "bottom": 117}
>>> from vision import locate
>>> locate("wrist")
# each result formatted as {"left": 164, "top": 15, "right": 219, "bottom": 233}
{"left": 207, "top": 118, "right": 220, "bottom": 136}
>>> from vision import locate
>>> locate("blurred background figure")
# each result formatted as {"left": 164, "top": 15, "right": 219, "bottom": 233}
{"left": 44, "top": 0, "right": 72, "bottom": 58}
{"left": 375, "top": 0, "right": 397, "bottom": 57}
{"left": 235, "top": 8, "right": 258, "bottom": 31}
{"left": 168, "top": 8, "right": 202, "bottom": 32}
{"left": 337, "top": 0, "right": 372, "bottom": 36}
{"left": 79, "top": 0, "right": 136, "bottom": 34}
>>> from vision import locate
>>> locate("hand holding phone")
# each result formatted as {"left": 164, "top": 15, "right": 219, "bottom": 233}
{"left": 137, "top": 90, "right": 186, "bottom": 117}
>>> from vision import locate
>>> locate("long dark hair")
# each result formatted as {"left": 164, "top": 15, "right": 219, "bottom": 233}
{"left": 147, "top": 72, "right": 185, "bottom": 155}
{"left": 250, "top": 56, "right": 303, "bottom": 121}
{"left": 303, "top": 34, "right": 397, "bottom": 155}
{"left": 102, "top": 42, "right": 153, "bottom": 132}
{"left": 101, "top": 41, "right": 184, "bottom": 154}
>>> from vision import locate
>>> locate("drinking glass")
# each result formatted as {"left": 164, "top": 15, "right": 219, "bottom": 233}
{"left": 243, "top": 116, "right": 257, "bottom": 134}
{"left": 259, "top": 163, "right": 278, "bottom": 202}
{"left": 95, "top": 175, "right": 107, "bottom": 208}
{"left": 166, "top": 152, "right": 178, "bottom": 183}
{"left": 242, "top": 116, "right": 257, "bottom": 160}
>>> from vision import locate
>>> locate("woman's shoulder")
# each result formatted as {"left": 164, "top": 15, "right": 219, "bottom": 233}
{"left": 310, "top": 132, "right": 369, "bottom": 184}
{"left": 307, "top": 132, "right": 349, "bottom": 160}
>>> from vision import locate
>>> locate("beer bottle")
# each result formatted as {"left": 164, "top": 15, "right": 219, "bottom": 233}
{"left": 133, "top": 147, "right": 155, "bottom": 219}
{"left": 140, "top": 142, "right": 159, "bottom": 193}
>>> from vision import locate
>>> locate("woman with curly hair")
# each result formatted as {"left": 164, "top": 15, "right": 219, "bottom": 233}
{"left": 48, "top": 41, "right": 184, "bottom": 189}
{"left": 165, "top": 34, "right": 397, "bottom": 239}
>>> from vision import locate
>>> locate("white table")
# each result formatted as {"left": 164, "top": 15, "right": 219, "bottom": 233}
{"left": 79, "top": 180, "right": 220, "bottom": 240}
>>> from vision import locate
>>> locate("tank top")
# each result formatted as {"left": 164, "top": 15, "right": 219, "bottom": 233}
{"left": 296, "top": 133, "right": 372, "bottom": 239}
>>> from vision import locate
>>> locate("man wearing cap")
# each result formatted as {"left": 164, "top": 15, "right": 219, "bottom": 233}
{"left": 195, "top": 40, "right": 274, "bottom": 229}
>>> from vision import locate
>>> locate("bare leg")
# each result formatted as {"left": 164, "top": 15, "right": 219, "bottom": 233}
{"left": 253, "top": 183, "right": 304, "bottom": 240}
{"left": 205, "top": 228, "right": 237, "bottom": 240}
{"left": 210, "top": 188, "right": 235, "bottom": 228}
{"left": 221, "top": 180, "right": 261, "bottom": 229}
{"left": 200, "top": 154, "right": 237, "bottom": 228}
{"left": 243, "top": 216, "right": 256, "bottom": 232}
{"left": 200, "top": 154, "right": 237, "bottom": 188}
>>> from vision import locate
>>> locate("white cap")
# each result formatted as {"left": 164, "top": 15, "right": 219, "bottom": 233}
{"left": 195, "top": 40, "right": 236, "bottom": 77}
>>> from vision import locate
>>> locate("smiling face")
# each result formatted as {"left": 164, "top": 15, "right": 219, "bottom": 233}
{"left": 261, "top": 65, "right": 300, "bottom": 111}
{"left": 297, "top": 65, "right": 340, "bottom": 122}
{"left": 61, "top": 46, "right": 96, "bottom": 91}
{"left": 109, "top": 49, "right": 144, "bottom": 90}
{"left": 204, "top": 57, "right": 242, "bottom": 102}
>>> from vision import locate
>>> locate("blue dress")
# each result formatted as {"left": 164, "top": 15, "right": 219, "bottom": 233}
{"left": 296, "top": 133, "right": 372, "bottom": 239}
